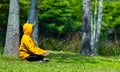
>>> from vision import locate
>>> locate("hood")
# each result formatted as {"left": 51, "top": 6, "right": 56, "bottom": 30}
{"left": 23, "top": 23, "right": 34, "bottom": 36}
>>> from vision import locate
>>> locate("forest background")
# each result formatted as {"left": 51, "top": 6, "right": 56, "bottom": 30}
{"left": 0, "top": 0, "right": 120, "bottom": 56}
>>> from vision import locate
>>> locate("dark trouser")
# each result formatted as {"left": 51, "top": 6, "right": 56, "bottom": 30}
{"left": 25, "top": 55, "right": 44, "bottom": 61}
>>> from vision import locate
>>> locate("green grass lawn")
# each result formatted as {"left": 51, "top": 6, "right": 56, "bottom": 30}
{"left": 0, "top": 47, "right": 120, "bottom": 72}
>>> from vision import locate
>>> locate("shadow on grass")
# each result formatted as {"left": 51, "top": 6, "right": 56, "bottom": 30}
{"left": 47, "top": 51, "right": 100, "bottom": 64}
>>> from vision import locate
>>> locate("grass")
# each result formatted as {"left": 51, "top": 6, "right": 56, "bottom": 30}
{"left": 0, "top": 47, "right": 120, "bottom": 72}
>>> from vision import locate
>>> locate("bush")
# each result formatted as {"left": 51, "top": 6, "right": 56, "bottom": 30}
{"left": 98, "top": 40, "right": 120, "bottom": 56}
{"left": 38, "top": 32, "right": 81, "bottom": 53}
{"left": 0, "top": 33, "right": 5, "bottom": 47}
{"left": 0, "top": 47, "right": 4, "bottom": 55}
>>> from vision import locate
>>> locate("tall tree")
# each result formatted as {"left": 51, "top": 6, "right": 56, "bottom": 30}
{"left": 4, "top": 0, "right": 20, "bottom": 57}
{"left": 91, "top": 0, "right": 103, "bottom": 55}
{"left": 95, "top": 0, "right": 103, "bottom": 53}
{"left": 27, "top": 0, "right": 38, "bottom": 45}
{"left": 91, "top": 0, "right": 98, "bottom": 55}
{"left": 80, "top": 0, "right": 92, "bottom": 55}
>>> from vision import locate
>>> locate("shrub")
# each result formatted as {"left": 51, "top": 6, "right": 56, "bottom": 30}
{"left": 38, "top": 32, "right": 81, "bottom": 53}
{"left": 98, "top": 40, "right": 120, "bottom": 56}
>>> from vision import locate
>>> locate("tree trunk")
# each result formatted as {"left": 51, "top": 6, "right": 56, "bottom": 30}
{"left": 27, "top": 0, "right": 38, "bottom": 45}
{"left": 91, "top": 0, "right": 98, "bottom": 55}
{"left": 80, "top": 0, "right": 91, "bottom": 55}
{"left": 4, "top": 0, "right": 20, "bottom": 57}
{"left": 95, "top": 0, "right": 103, "bottom": 53}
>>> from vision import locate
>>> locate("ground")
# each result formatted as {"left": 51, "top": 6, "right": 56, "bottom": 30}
{"left": 0, "top": 48, "right": 120, "bottom": 72}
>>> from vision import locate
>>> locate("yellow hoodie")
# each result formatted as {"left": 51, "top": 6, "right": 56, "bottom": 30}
{"left": 19, "top": 23, "right": 47, "bottom": 59}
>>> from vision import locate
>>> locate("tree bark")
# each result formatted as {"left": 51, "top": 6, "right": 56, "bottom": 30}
{"left": 4, "top": 0, "right": 20, "bottom": 57}
{"left": 80, "top": 0, "right": 91, "bottom": 55}
{"left": 27, "top": 0, "right": 38, "bottom": 45}
{"left": 91, "top": 0, "right": 98, "bottom": 54}
{"left": 95, "top": 0, "right": 103, "bottom": 53}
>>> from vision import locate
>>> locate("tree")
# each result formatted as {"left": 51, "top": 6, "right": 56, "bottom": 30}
{"left": 27, "top": 0, "right": 38, "bottom": 45}
{"left": 91, "top": 0, "right": 103, "bottom": 55}
{"left": 95, "top": 0, "right": 103, "bottom": 53}
{"left": 91, "top": 0, "right": 98, "bottom": 54}
{"left": 4, "top": 0, "right": 20, "bottom": 57}
{"left": 80, "top": 0, "right": 92, "bottom": 55}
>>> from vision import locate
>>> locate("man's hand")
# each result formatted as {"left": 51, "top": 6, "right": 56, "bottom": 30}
{"left": 42, "top": 51, "right": 50, "bottom": 56}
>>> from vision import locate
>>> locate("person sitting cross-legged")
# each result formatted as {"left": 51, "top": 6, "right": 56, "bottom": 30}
{"left": 19, "top": 23, "right": 50, "bottom": 62}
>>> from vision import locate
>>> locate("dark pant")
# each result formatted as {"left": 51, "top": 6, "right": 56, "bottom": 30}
{"left": 25, "top": 55, "right": 44, "bottom": 61}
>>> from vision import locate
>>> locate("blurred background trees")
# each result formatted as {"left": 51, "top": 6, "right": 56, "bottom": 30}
{"left": 0, "top": 0, "right": 120, "bottom": 56}
{"left": 27, "top": 0, "right": 38, "bottom": 45}
{"left": 38, "top": 0, "right": 82, "bottom": 38}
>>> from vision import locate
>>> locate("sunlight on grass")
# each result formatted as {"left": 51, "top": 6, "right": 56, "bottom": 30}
{"left": 0, "top": 49, "right": 120, "bottom": 72}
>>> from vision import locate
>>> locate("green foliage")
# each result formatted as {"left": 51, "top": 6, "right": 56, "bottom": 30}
{"left": 99, "top": 40, "right": 120, "bottom": 56}
{"left": 1, "top": 0, "right": 120, "bottom": 35}
{"left": 0, "top": 47, "right": 4, "bottom": 55}
{"left": 102, "top": 1, "right": 120, "bottom": 31}
{"left": 38, "top": 34, "right": 81, "bottom": 53}
{"left": 20, "top": 0, "right": 30, "bottom": 25}
{"left": 0, "top": 33, "right": 5, "bottom": 46}
{"left": 0, "top": 0, "right": 120, "bottom": 34}
{"left": 0, "top": 0, "right": 9, "bottom": 31}
{"left": 38, "top": 0, "right": 82, "bottom": 34}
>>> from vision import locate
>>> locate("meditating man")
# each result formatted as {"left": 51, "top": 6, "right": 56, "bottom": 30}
{"left": 19, "top": 23, "right": 50, "bottom": 62}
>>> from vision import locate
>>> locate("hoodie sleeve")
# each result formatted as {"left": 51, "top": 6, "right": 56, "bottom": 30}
{"left": 23, "top": 36, "right": 47, "bottom": 55}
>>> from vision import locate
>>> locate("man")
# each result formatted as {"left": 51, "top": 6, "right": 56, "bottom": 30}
{"left": 19, "top": 23, "right": 50, "bottom": 62}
